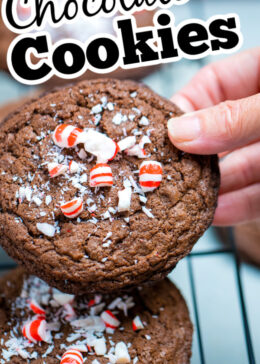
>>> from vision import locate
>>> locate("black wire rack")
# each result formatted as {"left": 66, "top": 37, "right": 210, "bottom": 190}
{"left": 188, "top": 228, "right": 256, "bottom": 364}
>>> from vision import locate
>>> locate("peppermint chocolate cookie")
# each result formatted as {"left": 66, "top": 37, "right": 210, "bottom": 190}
{"left": 0, "top": 268, "right": 193, "bottom": 363}
{"left": 0, "top": 79, "right": 219, "bottom": 294}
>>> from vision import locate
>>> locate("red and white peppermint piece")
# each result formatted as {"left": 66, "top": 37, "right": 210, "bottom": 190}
{"left": 64, "top": 303, "right": 76, "bottom": 321}
{"left": 84, "top": 129, "right": 119, "bottom": 162}
{"left": 132, "top": 315, "right": 144, "bottom": 331}
{"left": 88, "top": 294, "right": 102, "bottom": 307}
{"left": 22, "top": 319, "right": 49, "bottom": 343}
{"left": 125, "top": 135, "right": 151, "bottom": 158}
{"left": 60, "top": 198, "right": 83, "bottom": 219}
{"left": 90, "top": 163, "right": 113, "bottom": 187}
{"left": 139, "top": 135, "right": 151, "bottom": 149}
{"left": 88, "top": 299, "right": 96, "bottom": 307}
{"left": 60, "top": 349, "right": 83, "bottom": 364}
{"left": 118, "top": 187, "right": 132, "bottom": 212}
{"left": 118, "top": 136, "right": 136, "bottom": 152}
{"left": 69, "top": 161, "right": 79, "bottom": 174}
{"left": 139, "top": 161, "right": 163, "bottom": 192}
{"left": 115, "top": 342, "right": 131, "bottom": 363}
{"left": 29, "top": 299, "right": 46, "bottom": 316}
{"left": 48, "top": 163, "right": 68, "bottom": 178}
{"left": 125, "top": 144, "right": 146, "bottom": 158}
{"left": 101, "top": 310, "right": 120, "bottom": 329}
{"left": 53, "top": 124, "right": 86, "bottom": 148}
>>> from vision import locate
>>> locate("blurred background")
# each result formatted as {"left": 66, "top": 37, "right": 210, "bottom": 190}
{"left": 0, "top": 1, "right": 259, "bottom": 363}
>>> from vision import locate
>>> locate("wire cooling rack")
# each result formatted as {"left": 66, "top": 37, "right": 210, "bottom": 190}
{"left": 186, "top": 229, "right": 256, "bottom": 364}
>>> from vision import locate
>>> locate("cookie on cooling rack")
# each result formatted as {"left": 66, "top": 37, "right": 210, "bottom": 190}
{"left": 0, "top": 268, "right": 193, "bottom": 363}
{"left": 0, "top": 79, "right": 219, "bottom": 294}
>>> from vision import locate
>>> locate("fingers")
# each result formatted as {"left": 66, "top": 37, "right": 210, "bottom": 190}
{"left": 171, "top": 48, "right": 260, "bottom": 112}
{"left": 168, "top": 93, "right": 260, "bottom": 154}
{"left": 213, "top": 183, "right": 260, "bottom": 226}
{"left": 219, "top": 141, "right": 260, "bottom": 194}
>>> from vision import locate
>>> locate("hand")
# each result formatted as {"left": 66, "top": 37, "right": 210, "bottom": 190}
{"left": 168, "top": 48, "right": 260, "bottom": 226}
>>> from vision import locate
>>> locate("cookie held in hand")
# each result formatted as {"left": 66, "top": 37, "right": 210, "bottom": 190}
{"left": 0, "top": 79, "right": 219, "bottom": 294}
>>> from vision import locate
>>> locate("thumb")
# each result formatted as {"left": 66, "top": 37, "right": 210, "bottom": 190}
{"left": 168, "top": 94, "right": 260, "bottom": 154}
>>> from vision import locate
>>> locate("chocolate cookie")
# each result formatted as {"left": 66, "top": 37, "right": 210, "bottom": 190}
{"left": 0, "top": 79, "right": 220, "bottom": 294}
{"left": 0, "top": 268, "right": 193, "bottom": 363}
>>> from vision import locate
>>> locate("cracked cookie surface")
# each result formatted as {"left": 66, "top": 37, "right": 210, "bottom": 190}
{"left": 0, "top": 268, "right": 193, "bottom": 364}
{"left": 0, "top": 79, "right": 219, "bottom": 294}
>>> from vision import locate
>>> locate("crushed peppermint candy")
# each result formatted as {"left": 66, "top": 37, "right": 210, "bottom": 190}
{"left": 52, "top": 124, "right": 87, "bottom": 148}
{"left": 84, "top": 129, "right": 119, "bottom": 163}
{"left": 37, "top": 223, "right": 56, "bottom": 237}
{"left": 60, "top": 198, "right": 84, "bottom": 219}
{"left": 118, "top": 188, "right": 132, "bottom": 212}
{"left": 115, "top": 342, "right": 131, "bottom": 363}
{"left": 0, "top": 274, "right": 149, "bottom": 363}
{"left": 112, "top": 112, "right": 128, "bottom": 125}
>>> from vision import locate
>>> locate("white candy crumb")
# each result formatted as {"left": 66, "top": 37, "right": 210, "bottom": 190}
{"left": 102, "top": 211, "right": 111, "bottom": 220}
{"left": 69, "top": 161, "right": 79, "bottom": 174}
{"left": 103, "top": 232, "right": 112, "bottom": 242}
{"left": 78, "top": 149, "right": 87, "bottom": 160}
{"left": 53, "top": 290, "right": 74, "bottom": 305}
{"left": 118, "top": 188, "right": 132, "bottom": 212}
{"left": 139, "top": 195, "right": 147, "bottom": 204}
{"left": 115, "top": 342, "right": 131, "bottom": 363}
{"left": 94, "top": 338, "right": 107, "bottom": 356}
{"left": 32, "top": 196, "right": 42, "bottom": 206}
{"left": 112, "top": 113, "right": 127, "bottom": 125}
{"left": 45, "top": 195, "right": 52, "bottom": 205}
{"left": 80, "top": 173, "right": 88, "bottom": 183}
{"left": 142, "top": 207, "right": 154, "bottom": 219}
{"left": 92, "top": 104, "right": 103, "bottom": 114}
{"left": 37, "top": 223, "right": 55, "bottom": 237}
{"left": 139, "top": 116, "right": 149, "bottom": 126}
{"left": 118, "top": 136, "right": 136, "bottom": 152}
{"left": 88, "top": 204, "right": 97, "bottom": 212}
{"left": 132, "top": 107, "right": 141, "bottom": 115}
{"left": 107, "top": 102, "right": 114, "bottom": 111}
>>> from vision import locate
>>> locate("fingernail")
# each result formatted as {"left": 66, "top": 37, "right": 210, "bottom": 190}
{"left": 167, "top": 114, "right": 201, "bottom": 143}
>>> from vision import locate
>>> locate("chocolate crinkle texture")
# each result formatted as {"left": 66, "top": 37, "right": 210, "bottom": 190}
{"left": 0, "top": 79, "right": 220, "bottom": 294}
{"left": 0, "top": 268, "right": 193, "bottom": 364}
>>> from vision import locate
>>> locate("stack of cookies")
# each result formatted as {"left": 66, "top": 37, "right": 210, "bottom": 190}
{"left": 0, "top": 79, "right": 219, "bottom": 363}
